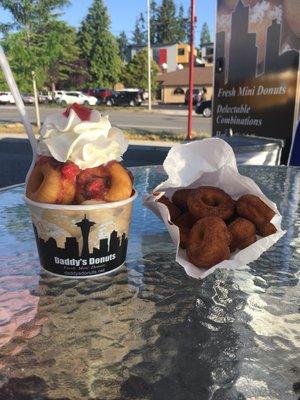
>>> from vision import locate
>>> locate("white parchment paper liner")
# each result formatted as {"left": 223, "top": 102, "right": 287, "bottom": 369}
{"left": 144, "top": 138, "right": 286, "bottom": 279}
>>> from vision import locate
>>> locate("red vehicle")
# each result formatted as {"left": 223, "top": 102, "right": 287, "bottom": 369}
{"left": 82, "top": 88, "right": 113, "bottom": 104}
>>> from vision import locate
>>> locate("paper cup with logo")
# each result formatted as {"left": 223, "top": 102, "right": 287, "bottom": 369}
{"left": 25, "top": 192, "right": 137, "bottom": 278}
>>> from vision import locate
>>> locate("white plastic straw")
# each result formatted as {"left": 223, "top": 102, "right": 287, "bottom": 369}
{"left": 0, "top": 45, "right": 37, "bottom": 153}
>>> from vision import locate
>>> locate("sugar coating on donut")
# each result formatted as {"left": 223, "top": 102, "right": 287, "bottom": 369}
{"left": 236, "top": 194, "right": 277, "bottom": 237}
{"left": 187, "top": 186, "right": 235, "bottom": 221}
{"left": 187, "top": 216, "right": 231, "bottom": 269}
{"left": 172, "top": 189, "right": 195, "bottom": 211}
{"left": 228, "top": 217, "right": 257, "bottom": 252}
{"left": 103, "top": 161, "right": 133, "bottom": 202}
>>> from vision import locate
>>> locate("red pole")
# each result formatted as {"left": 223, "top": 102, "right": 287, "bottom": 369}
{"left": 187, "top": 0, "right": 196, "bottom": 141}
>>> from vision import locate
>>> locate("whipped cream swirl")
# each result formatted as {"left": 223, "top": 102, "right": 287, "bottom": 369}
{"left": 37, "top": 108, "right": 128, "bottom": 169}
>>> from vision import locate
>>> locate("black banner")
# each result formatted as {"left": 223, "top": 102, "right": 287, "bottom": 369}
{"left": 213, "top": 0, "right": 300, "bottom": 162}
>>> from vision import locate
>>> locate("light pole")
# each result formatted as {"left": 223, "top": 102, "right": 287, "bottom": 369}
{"left": 147, "top": 0, "right": 152, "bottom": 111}
{"left": 187, "top": 0, "right": 196, "bottom": 140}
{"left": 32, "top": 71, "right": 41, "bottom": 130}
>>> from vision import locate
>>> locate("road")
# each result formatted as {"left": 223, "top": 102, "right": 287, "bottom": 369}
{"left": 0, "top": 105, "right": 212, "bottom": 134}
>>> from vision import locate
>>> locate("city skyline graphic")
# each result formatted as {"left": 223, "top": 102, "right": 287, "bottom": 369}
{"left": 33, "top": 215, "right": 128, "bottom": 275}
{"left": 216, "top": 0, "right": 299, "bottom": 85}
{"left": 213, "top": 0, "right": 299, "bottom": 162}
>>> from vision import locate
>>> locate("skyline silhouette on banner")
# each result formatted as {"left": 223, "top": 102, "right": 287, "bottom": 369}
{"left": 216, "top": 0, "right": 299, "bottom": 85}
{"left": 33, "top": 215, "right": 128, "bottom": 274}
{"left": 213, "top": 0, "right": 299, "bottom": 163}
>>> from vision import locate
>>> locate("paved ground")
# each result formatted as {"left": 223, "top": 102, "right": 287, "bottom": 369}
{"left": 0, "top": 137, "right": 170, "bottom": 188}
{"left": 0, "top": 104, "right": 212, "bottom": 134}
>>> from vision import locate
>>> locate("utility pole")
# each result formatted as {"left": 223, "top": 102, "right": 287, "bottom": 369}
{"left": 32, "top": 71, "right": 41, "bottom": 130}
{"left": 187, "top": 0, "right": 196, "bottom": 140}
{"left": 147, "top": 0, "right": 152, "bottom": 111}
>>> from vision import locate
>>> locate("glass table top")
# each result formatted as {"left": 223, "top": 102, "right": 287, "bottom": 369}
{"left": 0, "top": 165, "right": 299, "bottom": 400}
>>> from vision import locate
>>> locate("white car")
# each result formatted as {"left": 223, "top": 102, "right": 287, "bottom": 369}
{"left": 52, "top": 90, "right": 66, "bottom": 102}
{"left": 0, "top": 91, "right": 15, "bottom": 104}
{"left": 57, "top": 91, "right": 98, "bottom": 107}
{"left": 38, "top": 91, "right": 53, "bottom": 103}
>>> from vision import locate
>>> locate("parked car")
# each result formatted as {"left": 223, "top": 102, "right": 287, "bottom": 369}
{"left": 57, "top": 91, "right": 98, "bottom": 107}
{"left": 117, "top": 88, "right": 147, "bottom": 101}
{"left": 141, "top": 90, "right": 149, "bottom": 100}
{"left": 106, "top": 91, "right": 142, "bottom": 107}
{"left": 52, "top": 90, "right": 66, "bottom": 102}
{"left": 185, "top": 88, "right": 202, "bottom": 105}
{"left": 0, "top": 91, "right": 15, "bottom": 104}
{"left": 195, "top": 100, "right": 212, "bottom": 118}
{"left": 82, "top": 88, "right": 114, "bottom": 103}
{"left": 21, "top": 93, "right": 35, "bottom": 104}
{"left": 38, "top": 91, "right": 52, "bottom": 104}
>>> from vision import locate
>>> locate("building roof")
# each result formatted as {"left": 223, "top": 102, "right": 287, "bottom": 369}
{"left": 158, "top": 66, "right": 213, "bottom": 87}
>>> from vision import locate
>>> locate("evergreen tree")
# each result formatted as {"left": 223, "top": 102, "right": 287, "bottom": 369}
{"left": 117, "top": 31, "right": 129, "bottom": 62}
{"left": 44, "top": 21, "right": 80, "bottom": 90}
{"left": 1, "top": 32, "right": 40, "bottom": 92}
{"left": 122, "top": 48, "right": 159, "bottom": 94}
{"left": 0, "top": 0, "right": 70, "bottom": 30}
{"left": 132, "top": 13, "right": 146, "bottom": 46}
{"left": 77, "top": 0, "right": 122, "bottom": 87}
{"left": 176, "top": 3, "right": 189, "bottom": 43}
{"left": 200, "top": 22, "right": 211, "bottom": 47}
{"left": 150, "top": 0, "right": 159, "bottom": 45}
{"left": 2, "top": 22, "right": 80, "bottom": 92}
{"left": 0, "top": 0, "right": 74, "bottom": 91}
{"left": 156, "top": 0, "right": 178, "bottom": 44}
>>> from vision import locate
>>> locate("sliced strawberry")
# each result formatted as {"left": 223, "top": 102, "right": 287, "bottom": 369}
{"left": 61, "top": 162, "right": 80, "bottom": 181}
{"left": 63, "top": 103, "right": 92, "bottom": 121}
{"left": 86, "top": 178, "right": 109, "bottom": 199}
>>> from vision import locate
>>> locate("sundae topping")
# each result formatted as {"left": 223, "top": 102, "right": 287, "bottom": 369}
{"left": 85, "top": 177, "right": 109, "bottom": 199}
{"left": 76, "top": 165, "right": 110, "bottom": 202}
{"left": 37, "top": 104, "right": 128, "bottom": 169}
{"left": 63, "top": 103, "right": 92, "bottom": 121}
{"left": 61, "top": 162, "right": 80, "bottom": 182}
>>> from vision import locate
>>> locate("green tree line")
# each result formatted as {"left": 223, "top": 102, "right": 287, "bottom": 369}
{"left": 0, "top": 0, "right": 211, "bottom": 92}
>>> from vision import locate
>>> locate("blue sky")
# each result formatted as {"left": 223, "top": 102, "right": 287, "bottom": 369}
{"left": 1, "top": 0, "right": 216, "bottom": 44}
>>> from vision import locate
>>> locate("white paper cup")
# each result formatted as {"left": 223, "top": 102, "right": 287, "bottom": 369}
{"left": 24, "top": 191, "right": 137, "bottom": 278}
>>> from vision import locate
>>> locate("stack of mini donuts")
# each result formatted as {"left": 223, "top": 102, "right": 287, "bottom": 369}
{"left": 157, "top": 186, "right": 277, "bottom": 269}
{"left": 26, "top": 156, "right": 133, "bottom": 205}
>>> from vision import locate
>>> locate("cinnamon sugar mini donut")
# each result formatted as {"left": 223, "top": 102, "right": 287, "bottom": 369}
{"left": 187, "top": 186, "right": 235, "bottom": 221}
{"left": 236, "top": 194, "right": 277, "bottom": 237}
{"left": 228, "top": 217, "right": 257, "bottom": 252}
{"left": 187, "top": 217, "right": 231, "bottom": 269}
{"left": 26, "top": 157, "right": 79, "bottom": 204}
{"left": 172, "top": 189, "right": 195, "bottom": 211}
{"left": 174, "top": 212, "right": 197, "bottom": 249}
{"left": 104, "top": 161, "right": 133, "bottom": 202}
{"left": 157, "top": 195, "right": 181, "bottom": 222}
